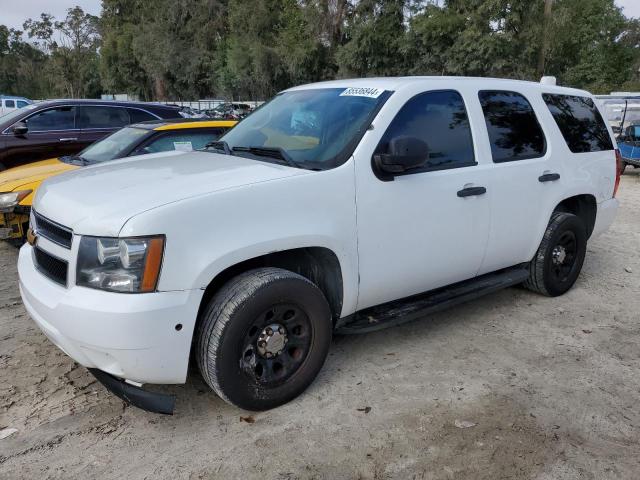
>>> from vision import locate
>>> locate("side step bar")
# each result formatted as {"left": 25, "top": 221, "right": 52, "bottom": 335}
{"left": 336, "top": 265, "right": 529, "bottom": 334}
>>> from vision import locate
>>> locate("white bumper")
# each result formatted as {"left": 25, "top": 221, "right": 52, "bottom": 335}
{"left": 591, "top": 198, "right": 619, "bottom": 239}
{"left": 18, "top": 244, "right": 203, "bottom": 384}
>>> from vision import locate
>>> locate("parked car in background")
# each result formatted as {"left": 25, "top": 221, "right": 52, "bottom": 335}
{"left": 18, "top": 77, "right": 619, "bottom": 414}
{"left": 598, "top": 96, "right": 640, "bottom": 173}
{"left": 208, "top": 102, "right": 252, "bottom": 119}
{"left": 0, "top": 96, "right": 32, "bottom": 116}
{"left": 0, "top": 99, "right": 183, "bottom": 171}
{"left": 0, "top": 119, "right": 236, "bottom": 245}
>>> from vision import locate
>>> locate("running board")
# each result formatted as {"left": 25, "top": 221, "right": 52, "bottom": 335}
{"left": 336, "top": 265, "right": 529, "bottom": 334}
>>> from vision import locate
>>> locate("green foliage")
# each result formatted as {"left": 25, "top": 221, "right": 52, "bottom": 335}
{"left": 1, "top": 0, "right": 639, "bottom": 100}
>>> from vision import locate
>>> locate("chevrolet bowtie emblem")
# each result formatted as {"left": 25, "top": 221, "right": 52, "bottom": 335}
{"left": 26, "top": 228, "right": 37, "bottom": 247}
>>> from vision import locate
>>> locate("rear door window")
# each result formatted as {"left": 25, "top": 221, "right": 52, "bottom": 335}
{"left": 479, "top": 91, "right": 546, "bottom": 162}
{"left": 542, "top": 94, "right": 613, "bottom": 153}
{"left": 78, "top": 106, "right": 130, "bottom": 129}
{"left": 25, "top": 106, "right": 76, "bottom": 131}
{"left": 375, "top": 90, "right": 476, "bottom": 173}
{"left": 5, "top": 100, "right": 15, "bottom": 108}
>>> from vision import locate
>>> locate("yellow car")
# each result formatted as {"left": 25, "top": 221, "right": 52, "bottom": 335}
{"left": 0, "top": 119, "right": 236, "bottom": 245}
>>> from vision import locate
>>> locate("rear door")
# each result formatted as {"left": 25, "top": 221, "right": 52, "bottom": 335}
{"left": 475, "top": 90, "right": 559, "bottom": 274}
{"left": 78, "top": 105, "right": 131, "bottom": 147}
{"left": 355, "top": 88, "right": 492, "bottom": 310}
{"left": 3, "top": 105, "right": 80, "bottom": 167}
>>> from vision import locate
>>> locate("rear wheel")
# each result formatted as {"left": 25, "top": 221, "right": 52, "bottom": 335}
{"left": 196, "top": 268, "right": 332, "bottom": 410}
{"left": 524, "top": 212, "right": 587, "bottom": 297}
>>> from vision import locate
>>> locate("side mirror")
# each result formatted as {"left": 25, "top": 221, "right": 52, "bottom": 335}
{"left": 372, "top": 136, "right": 429, "bottom": 181}
{"left": 13, "top": 122, "right": 28, "bottom": 136}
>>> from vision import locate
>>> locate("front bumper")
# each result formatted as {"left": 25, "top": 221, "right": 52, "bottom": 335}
{"left": 18, "top": 243, "right": 204, "bottom": 385}
{"left": 89, "top": 368, "right": 176, "bottom": 414}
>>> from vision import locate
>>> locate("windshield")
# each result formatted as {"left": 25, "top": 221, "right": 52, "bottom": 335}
{"left": 218, "top": 88, "right": 389, "bottom": 169}
{"left": 0, "top": 103, "right": 38, "bottom": 123}
{"left": 80, "top": 126, "right": 150, "bottom": 163}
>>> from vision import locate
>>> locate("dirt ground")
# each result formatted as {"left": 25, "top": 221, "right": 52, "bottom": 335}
{"left": 1, "top": 174, "right": 639, "bottom": 480}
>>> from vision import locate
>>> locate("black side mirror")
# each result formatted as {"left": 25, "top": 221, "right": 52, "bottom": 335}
{"left": 13, "top": 122, "right": 28, "bottom": 136}
{"left": 373, "top": 136, "right": 429, "bottom": 181}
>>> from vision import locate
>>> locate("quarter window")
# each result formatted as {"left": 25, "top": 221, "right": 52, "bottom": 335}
{"left": 479, "top": 91, "right": 546, "bottom": 162}
{"left": 542, "top": 94, "right": 613, "bottom": 153}
{"left": 375, "top": 90, "right": 475, "bottom": 173}
{"left": 25, "top": 106, "right": 76, "bottom": 131}
{"left": 78, "top": 106, "right": 130, "bottom": 129}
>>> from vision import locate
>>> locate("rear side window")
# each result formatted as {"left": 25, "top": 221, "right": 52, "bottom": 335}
{"left": 479, "top": 91, "right": 546, "bottom": 162}
{"left": 128, "top": 108, "right": 157, "bottom": 123}
{"left": 542, "top": 94, "right": 613, "bottom": 153}
{"left": 79, "top": 106, "right": 130, "bottom": 129}
{"left": 375, "top": 90, "right": 476, "bottom": 172}
{"left": 5, "top": 100, "right": 15, "bottom": 108}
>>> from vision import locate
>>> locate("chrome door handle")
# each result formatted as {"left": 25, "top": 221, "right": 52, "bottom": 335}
{"left": 59, "top": 137, "right": 78, "bottom": 142}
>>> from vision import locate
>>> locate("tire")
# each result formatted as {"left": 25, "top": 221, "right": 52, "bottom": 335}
{"left": 524, "top": 212, "right": 587, "bottom": 297}
{"left": 196, "top": 267, "right": 333, "bottom": 411}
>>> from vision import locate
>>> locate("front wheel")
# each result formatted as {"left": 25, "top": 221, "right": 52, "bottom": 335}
{"left": 524, "top": 212, "right": 587, "bottom": 297}
{"left": 196, "top": 268, "right": 332, "bottom": 410}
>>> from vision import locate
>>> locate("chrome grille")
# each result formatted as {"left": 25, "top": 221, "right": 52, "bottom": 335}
{"left": 33, "top": 211, "right": 73, "bottom": 249}
{"left": 33, "top": 247, "right": 68, "bottom": 286}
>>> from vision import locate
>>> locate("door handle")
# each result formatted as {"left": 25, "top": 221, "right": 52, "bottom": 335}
{"left": 59, "top": 137, "right": 78, "bottom": 142}
{"left": 457, "top": 186, "right": 487, "bottom": 198}
{"left": 538, "top": 173, "right": 560, "bottom": 182}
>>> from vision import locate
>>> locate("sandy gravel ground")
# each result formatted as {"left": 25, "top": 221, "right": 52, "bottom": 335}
{"left": 1, "top": 174, "right": 639, "bottom": 480}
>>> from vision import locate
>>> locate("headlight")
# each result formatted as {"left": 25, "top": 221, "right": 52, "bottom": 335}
{"left": 76, "top": 236, "right": 165, "bottom": 293}
{"left": 0, "top": 190, "right": 32, "bottom": 212}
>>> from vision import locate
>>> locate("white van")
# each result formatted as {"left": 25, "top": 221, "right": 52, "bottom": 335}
{"left": 18, "top": 77, "right": 620, "bottom": 414}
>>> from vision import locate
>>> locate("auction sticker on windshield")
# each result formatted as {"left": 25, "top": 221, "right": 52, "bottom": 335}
{"left": 340, "top": 87, "right": 384, "bottom": 98}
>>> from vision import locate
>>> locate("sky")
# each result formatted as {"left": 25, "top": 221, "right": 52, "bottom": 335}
{"left": 0, "top": 0, "right": 638, "bottom": 30}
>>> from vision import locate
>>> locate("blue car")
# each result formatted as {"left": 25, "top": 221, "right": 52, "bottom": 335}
{"left": 618, "top": 124, "right": 640, "bottom": 172}
{"left": 597, "top": 96, "right": 640, "bottom": 173}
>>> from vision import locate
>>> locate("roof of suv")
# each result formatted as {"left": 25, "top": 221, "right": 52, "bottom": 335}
{"left": 286, "top": 76, "right": 592, "bottom": 97}
{"left": 31, "top": 99, "right": 182, "bottom": 111}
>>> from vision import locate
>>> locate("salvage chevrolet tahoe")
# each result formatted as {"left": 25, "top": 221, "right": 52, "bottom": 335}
{"left": 18, "top": 77, "right": 620, "bottom": 414}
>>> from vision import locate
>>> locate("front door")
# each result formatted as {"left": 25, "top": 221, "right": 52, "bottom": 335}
{"left": 3, "top": 106, "right": 81, "bottom": 168}
{"left": 354, "top": 89, "right": 492, "bottom": 311}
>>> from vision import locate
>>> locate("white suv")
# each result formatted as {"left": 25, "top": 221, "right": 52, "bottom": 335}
{"left": 18, "top": 77, "right": 620, "bottom": 414}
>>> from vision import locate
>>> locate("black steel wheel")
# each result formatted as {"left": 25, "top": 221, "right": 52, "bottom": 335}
{"left": 196, "top": 268, "right": 332, "bottom": 410}
{"left": 524, "top": 211, "right": 587, "bottom": 297}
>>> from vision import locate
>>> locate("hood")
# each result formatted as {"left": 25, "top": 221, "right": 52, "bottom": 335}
{"left": 35, "top": 150, "right": 310, "bottom": 236}
{"left": 0, "top": 158, "right": 78, "bottom": 192}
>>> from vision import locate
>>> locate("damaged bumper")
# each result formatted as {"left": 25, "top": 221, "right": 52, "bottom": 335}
{"left": 88, "top": 368, "right": 176, "bottom": 415}
{"left": 0, "top": 209, "right": 29, "bottom": 240}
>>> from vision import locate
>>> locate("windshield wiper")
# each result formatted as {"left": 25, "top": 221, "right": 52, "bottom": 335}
{"left": 231, "top": 146, "right": 301, "bottom": 169}
{"left": 204, "top": 140, "right": 233, "bottom": 155}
